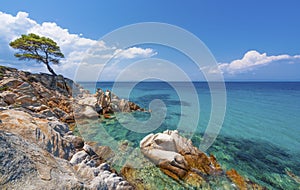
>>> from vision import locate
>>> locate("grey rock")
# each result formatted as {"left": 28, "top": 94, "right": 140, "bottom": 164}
{"left": 39, "top": 109, "right": 56, "bottom": 118}
{"left": 98, "top": 163, "right": 110, "bottom": 171}
{"left": 1, "top": 91, "right": 17, "bottom": 105}
{"left": 0, "top": 131, "right": 84, "bottom": 189}
{"left": 70, "top": 150, "right": 89, "bottom": 165}
{"left": 83, "top": 143, "right": 97, "bottom": 156}
{"left": 48, "top": 121, "right": 69, "bottom": 136}
{"left": 88, "top": 176, "right": 109, "bottom": 190}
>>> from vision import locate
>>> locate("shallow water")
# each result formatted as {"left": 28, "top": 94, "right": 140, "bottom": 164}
{"left": 78, "top": 81, "right": 300, "bottom": 189}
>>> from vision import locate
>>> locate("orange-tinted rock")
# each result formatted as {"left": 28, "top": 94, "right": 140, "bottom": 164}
{"left": 128, "top": 101, "right": 140, "bottom": 111}
{"left": 183, "top": 152, "right": 211, "bottom": 174}
{"left": 104, "top": 114, "right": 111, "bottom": 119}
{"left": 184, "top": 171, "right": 206, "bottom": 188}
{"left": 209, "top": 154, "right": 223, "bottom": 174}
{"left": 226, "top": 169, "right": 247, "bottom": 190}
{"left": 121, "top": 165, "right": 144, "bottom": 189}
{"left": 140, "top": 130, "right": 224, "bottom": 187}
{"left": 158, "top": 159, "right": 187, "bottom": 180}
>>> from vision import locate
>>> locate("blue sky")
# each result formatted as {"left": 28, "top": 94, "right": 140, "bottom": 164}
{"left": 0, "top": 0, "right": 300, "bottom": 81}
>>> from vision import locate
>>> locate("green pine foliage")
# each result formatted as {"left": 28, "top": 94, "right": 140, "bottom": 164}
{"left": 9, "top": 33, "right": 64, "bottom": 76}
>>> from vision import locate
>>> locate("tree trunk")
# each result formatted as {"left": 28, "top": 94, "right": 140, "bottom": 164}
{"left": 45, "top": 62, "right": 57, "bottom": 76}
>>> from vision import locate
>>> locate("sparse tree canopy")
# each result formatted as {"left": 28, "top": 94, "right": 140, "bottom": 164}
{"left": 9, "top": 33, "right": 64, "bottom": 76}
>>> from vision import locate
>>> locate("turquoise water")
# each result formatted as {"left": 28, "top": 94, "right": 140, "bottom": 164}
{"left": 78, "top": 82, "right": 300, "bottom": 189}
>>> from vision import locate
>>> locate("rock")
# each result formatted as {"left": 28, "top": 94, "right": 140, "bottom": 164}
{"left": 39, "top": 109, "right": 56, "bottom": 117}
{"left": 88, "top": 176, "right": 109, "bottom": 189}
{"left": 226, "top": 169, "right": 247, "bottom": 190}
{"left": 0, "top": 78, "right": 23, "bottom": 89}
{"left": 139, "top": 130, "right": 265, "bottom": 189}
{"left": 158, "top": 159, "right": 187, "bottom": 180}
{"left": 71, "top": 136, "right": 85, "bottom": 149}
{"left": 78, "top": 96, "right": 97, "bottom": 106}
{"left": 140, "top": 130, "right": 223, "bottom": 186}
{"left": 0, "top": 131, "right": 83, "bottom": 189}
{"left": 118, "top": 99, "right": 130, "bottom": 112}
{"left": 95, "top": 103, "right": 102, "bottom": 113}
{"left": 120, "top": 162, "right": 182, "bottom": 190}
{"left": 27, "top": 104, "right": 48, "bottom": 112}
{"left": 80, "top": 106, "right": 99, "bottom": 119}
{"left": 183, "top": 171, "right": 206, "bottom": 188}
{"left": 128, "top": 101, "right": 140, "bottom": 111}
{"left": 72, "top": 157, "right": 134, "bottom": 189}
{"left": 0, "top": 66, "right": 136, "bottom": 189}
{"left": 0, "top": 97, "right": 7, "bottom": 106}
{"left": 61, "top": 113, "right": 75, "bottom": 123}
{"left": 0, "top": 110, "right": 75, "bottom": 160}
{"left": 14, "top": 82, "right": 36, "bottom": 97}
{"left": 116, "top": 180, "right": 134, "bottom": 190}
{"left": 90, "top": 145, "right": 115, "bottom": 162}
{"left": 83, "top": 143, "right": 97, "bottom": 156}
{"left": 75, "top": 162, "right": 95, "bottom": 181}
{"left": 104, "top": 114, "right": 112, "bottom": 119}
{"left": 96, "top": 170, "right": 134, "bottom": 190}
{"left": 99, "top": 163, "right": 110, "bottom": 171}
{"left": 120, "top": 165, "right": 144, "bottom": 189}
{"left": 53, "top": 107, "right": 67, "bottom": 118}
{"left": 1, "top": 91, "right": 17, "bottom": 105}
{"left": 70, "top": 150, "right": 89, "bottom": 165}
{"left": 15, "top": 94, "right": 37, "bottom": 105}
{"left": 48, "top": 121, "right": 69, "bottom": 136}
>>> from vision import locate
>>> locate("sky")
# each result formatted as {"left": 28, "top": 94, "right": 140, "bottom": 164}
{"left": 0, "top": 0, "right": 300, "bottom": 81}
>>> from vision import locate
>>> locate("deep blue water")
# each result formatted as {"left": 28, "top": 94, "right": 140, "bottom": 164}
{"left": 78, "top": 82, "right": 300, "bottom": 189}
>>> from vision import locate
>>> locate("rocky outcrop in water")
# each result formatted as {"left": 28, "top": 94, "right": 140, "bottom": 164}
{"left": 138, "top": 130, "right": 265, "bottom": 189}
{"left": 0, "top": 66, "right": 134, "bottom": 189}
{"left": 140, "top": 130, "right": 222, "bottom": 187}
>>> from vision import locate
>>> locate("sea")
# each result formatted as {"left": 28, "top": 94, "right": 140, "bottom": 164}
{"left": 78, "top": 81, "right": 300, "bottom": 189}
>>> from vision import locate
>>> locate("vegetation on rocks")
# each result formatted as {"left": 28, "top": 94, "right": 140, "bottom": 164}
{"left": 9, "top": 33, "right": 64, "bottom": 76}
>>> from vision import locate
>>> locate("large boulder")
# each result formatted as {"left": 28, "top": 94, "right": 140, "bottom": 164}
{"left": 140, "top": 130, "right": 223, "bottom": 186}
{"left": 139, "top": 130, "right": 265, "bottom": 189}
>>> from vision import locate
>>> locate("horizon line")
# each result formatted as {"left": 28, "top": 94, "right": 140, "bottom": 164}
{"left": 76, "top": 80, "right": 300, "bottom": 83}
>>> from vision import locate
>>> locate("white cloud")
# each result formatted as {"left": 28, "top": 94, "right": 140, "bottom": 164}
{"left": 114, "top": 47, "right": 157, "bottom": 59}
{"left": 0, "top": 12, "right": 36, "bottom": 41}
{"left": 218, "top": 50, "right": 300, "bottom": 74}
{"left": 0, "top": 11, "right": 157, "bottom": 80}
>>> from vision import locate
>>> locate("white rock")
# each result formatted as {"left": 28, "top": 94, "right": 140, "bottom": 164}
{"left": 140, "top": 130, "right": 190, "bottom": 165}
{"left": 88, "top": 176, "right": 108, "bottom": 190}
{"left": 70, "top": 150, "right": 88, "bottom": 165}
{"left": 78, "top": 96, "right": 97, "bottom": 107}
{"left": 82, "top": 106, "right": 99, "bottom": 119}
{"left": 98, "top": 163, "right": 110, "bottom": 171}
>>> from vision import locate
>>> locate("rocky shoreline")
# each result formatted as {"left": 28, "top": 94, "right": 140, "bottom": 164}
{"left": 0, "top": 66, "right": 135, "bottom": 189}
{"left": 0, "top": 66, "right": 265, "bottom": 189}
